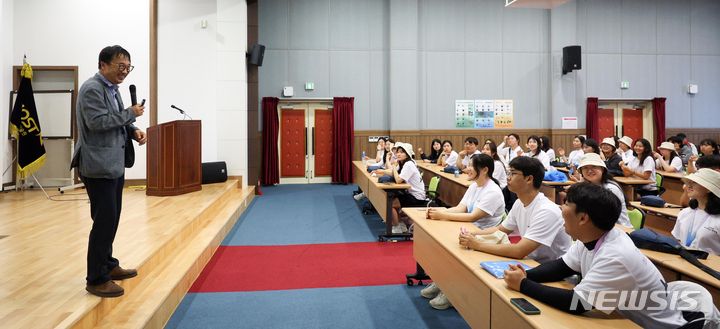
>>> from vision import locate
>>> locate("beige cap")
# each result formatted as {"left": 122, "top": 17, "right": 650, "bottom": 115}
{"left": 618, "top": 136, "right": 633, "bottom": 148}
{"left": 658, "top": 142, "right": 676, "bottom": 151}
{"left": 601, "top": 137, "right": 617, "bottom": 149}
{"left": 683, "top": 168, "right": 720, "bottom": 197}
{"left": 577, "top": 152, "right": 607, "bottom": 169}
{"left": 394, "top": 142, "right": 415, "bottom": 158}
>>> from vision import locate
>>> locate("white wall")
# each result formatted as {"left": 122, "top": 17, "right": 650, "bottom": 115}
{"left": 1, "top": 0, "right": 13, "bottom": 184}
{"left": 10, "top": 0, "right": 149, "bottom": 179}
{"left": 2, "top": 0, "right": 248, "bottom": 183}
{"left": 158, "top": 0, "right": 248, "bottom": 185}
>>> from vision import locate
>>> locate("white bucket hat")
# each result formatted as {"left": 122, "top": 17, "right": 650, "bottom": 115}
{"left": 658, "top": 142, "right": 676, "bottom": 151}
{"left": 601, "top": 137, "right": 617, "bottom": 149}
{"left": 683, "top": 168, "right": 720, "bottom": 197}
{"left": 394, "top": 142, "right": 415, "bottom": 158}
{"left": 618, "top": 136, "right": 633, "bottom": 148}
{"left": 577, "top": 152, "right": 607, "bottom": 169}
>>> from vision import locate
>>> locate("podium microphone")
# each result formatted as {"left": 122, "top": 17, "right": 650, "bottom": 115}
{"left": 171, "top": 105, "right": 193, "bottom": 120}
{"left": 129, "top": 84, "right": 137, "bottom": 105}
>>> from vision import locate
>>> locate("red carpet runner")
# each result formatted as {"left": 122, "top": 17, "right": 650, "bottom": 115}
{"left": 190, "top": 242, "right": 416, "bottom": 292}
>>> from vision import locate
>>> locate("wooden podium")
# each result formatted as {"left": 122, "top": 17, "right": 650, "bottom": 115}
{"left": 146, "top": 120, "right": 202, "bottom": 196}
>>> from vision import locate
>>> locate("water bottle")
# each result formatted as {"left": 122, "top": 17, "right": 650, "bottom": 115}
{"left": 361, "top": 151, "right": 366, "bottom": 165}
{"left": 454, "top": 169, "right": 460, "bottom": 178}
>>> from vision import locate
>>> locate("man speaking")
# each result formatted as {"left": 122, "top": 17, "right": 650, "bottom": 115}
{"left": 71, "top": 45, "right": 146, "bottom": 297}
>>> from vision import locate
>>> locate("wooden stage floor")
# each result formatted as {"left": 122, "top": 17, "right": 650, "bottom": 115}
{"left": 0, "top": 180, "right": 254, "bottom": 329}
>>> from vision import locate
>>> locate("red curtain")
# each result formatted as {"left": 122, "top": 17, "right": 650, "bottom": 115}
{"left": 652, "top": 97, "right": 666, "bottom": 148}
{"left": 332, "top": 97, "right": 354, "bottom": 184}
{"left": 261, "top": 97, "right": 280, "bottom": 185}
{"left": 585, "top": 97, "right": 599, "bottom": 141}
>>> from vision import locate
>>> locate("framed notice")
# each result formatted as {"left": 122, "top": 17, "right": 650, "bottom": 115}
{"left": 455, "top": 100, "right": 475, "bottom": 128}
{"left": 493, "top": 99, "right": 514, "bottom": 128}
{"left": 474, "top": 100, "right": 495, "bottom": 128}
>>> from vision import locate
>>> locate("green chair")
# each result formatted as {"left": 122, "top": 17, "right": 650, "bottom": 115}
{"left": 426, "top": 176, "right": 441, "bottom": 207}
{"left": 628, "top": 207, "right": 646, "bottom": 230}
{"left": 655, "top": 173, "right": 666, "bottom": 195}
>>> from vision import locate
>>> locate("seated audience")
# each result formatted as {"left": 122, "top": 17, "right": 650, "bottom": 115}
{"left": 617, "top": 136, "right": 634, "bottom": 163}
{"left": 688, "top": 139, "right": 719, "bottom": 174}
{"left": 498, "top": 133, "right": 523, "bottom": 164}
{"left": 540, "top": 136, "right": 556, "bottom": 161}
{"left": 672, "top": 168, "right": 720, "bottom": 255}
{"left": 437, "top": 140, "right": 459, "bottom": 168}
{"left": 600, "top": 137, "right": 623, "bottom": 177}
{"left": 419, "top": 138, "right": 442, "bottom": 163}
{"left": 456, "top": 137, "right": 481, "bottom": 171}
{"left": 523, "top": 135, "right": 553, "bottom": 171}
{"left": 576, "top": 153, "right": 631, "bottom": 227}
{"left": 389, "top": 143, "right": 426, "bottom": 234}
{"left": 620, "top": 138, "right": 658, "bottom": 196}
{"left": 482, "top": 141, "right": 508, "bottom": 189}
{"left": 654, "top": 141, "right": 683, "bottom": 173}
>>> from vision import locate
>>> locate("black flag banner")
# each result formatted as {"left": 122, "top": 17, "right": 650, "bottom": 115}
{"left": 9, "top": 63, "right": 46, "bottom": 179}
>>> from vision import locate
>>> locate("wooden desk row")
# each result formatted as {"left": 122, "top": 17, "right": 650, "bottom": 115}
{"left": 628, "top": 201, "right": 681, "bottom": 237}
{"left": 657, "top": 170, "right": 686, "bottom": 206}
{"left": 353, "top": 161, "right": 411, "bottom": 241}
{"left": 409, "top": 209, "right": 638, "bottom": 328}
{"left": 416, "top": 162, "right": 472, "bottom": 206}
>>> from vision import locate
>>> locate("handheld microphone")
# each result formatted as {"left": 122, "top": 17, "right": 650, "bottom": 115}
{"left": 129, "top": 85, "right": 138, "bottom": 106}
{"left": 170, "top": 104, "right": 185, "bottom": 114}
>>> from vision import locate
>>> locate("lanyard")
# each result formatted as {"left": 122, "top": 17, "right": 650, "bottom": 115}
{"left": 685, "top": 210, "right": 709, "bottom": 247}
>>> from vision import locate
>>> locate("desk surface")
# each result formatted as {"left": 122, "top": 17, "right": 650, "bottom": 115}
{"left": 542, "top": 180, "right": 574, "bottom": 186}
{"left": 416, "top": 162, "right": 473, "bottom": 188}
{"left": 657, "top": 170, "right": 686, "bottom": 179}
{"left": 629, "top": 201, "right": 682, "bottom": 218}
{"left": 615, "top": 176, "right": 655, "bottom": 185}
{"left": 409, "top": 209, "right": 638, "bottom": 328}
{"left": 353, "top": 161, "right": 410, "bottom": 190}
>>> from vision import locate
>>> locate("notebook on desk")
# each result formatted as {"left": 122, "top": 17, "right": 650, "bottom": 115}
{"left": 480, "top": 261, "right": 533, "bottom": 279}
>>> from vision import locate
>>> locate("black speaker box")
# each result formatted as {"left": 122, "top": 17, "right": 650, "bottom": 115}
{"left": 202, "top": 161, "right": 228, "bottom": 184}
{"left": 248, "top": 44, "right": 265, "bottom": 66}
{"left": 562, "top": 45, "right": 581, "bottom": 74}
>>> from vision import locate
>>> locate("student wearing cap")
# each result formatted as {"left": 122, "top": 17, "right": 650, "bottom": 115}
{"left": 389, "top": 142, "right": 426, "bottom": 234}
{"left": 654, "top": 141, "right": 683, "bottom": 173}
{"left": 437, "top": 140, "right": 458, "bottom": 168}
{"left": 459, "top": 156, "right": 571, "bottom": 264}
{"left": 672, "top": 168, "right": 720, "bottom": 255}
{"left": 422, "top": 154, "right": 506, "bottom": 310}
{"left": 620, "top": 138, "right": 658, "bottom": 196}
{"left": 503, "top": 183, "right": 693, "bottom": 328}
{"left": 617, "top": 136, "right": 634, "bottom": 164}
{"left": 456, "top": 137, "right": 482, "bottom": 171}
{"left": 680, "top": 155, "right": 720, "bottom": 207}
{"left": 576, "top": 153, "right": 632, "bottom": 228}
{"left": 599, "top": 137, "right": 623, "bottom": 177}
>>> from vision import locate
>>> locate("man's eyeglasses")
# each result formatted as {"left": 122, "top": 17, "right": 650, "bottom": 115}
{"left": 114, "top": 63, "right": 135, "bottom": 73}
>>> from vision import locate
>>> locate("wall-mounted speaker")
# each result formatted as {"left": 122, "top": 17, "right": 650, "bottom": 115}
{"left": 248, "top": 44, "right": 265, "bottom": 66}
{"left": 562, "top": 45, "right": 581, "bottom": 75}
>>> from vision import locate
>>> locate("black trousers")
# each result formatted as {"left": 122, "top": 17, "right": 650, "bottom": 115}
{"left": 81, "top": 175, "right": 124, "bottom": 285}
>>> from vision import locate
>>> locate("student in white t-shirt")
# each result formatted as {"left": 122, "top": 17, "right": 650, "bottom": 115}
{"left": 523, "top": 135, "right": 554, "bottom": 172}
{"left": 421, "top": 154, "right": 506, "bottom": 310}
{"left": 617, "top": 135, "right": 634, "bottom": 164}
{"left": 654, "top": 141, "right": 683, "bottom": 173}
{"left": 503, "top": 183, "right": 693, "bottom": 328}
{"left": 459, "top": 156, "right": 571, "bottom": 264}
{"left": 456, "top": 137, "right": 482, "bottom": 171}
{"left": 540, "top": 136, "right": 556, "bottom": 162}
{"left": 672, "top": 168, "right": 720, "bottom": 255}
{"left": 576, "top": 153, "right": 632, "bottom": 228}
{"left": 620, "top": 138, "right": 658, "bottom": 196}
{"left": 498, "top": 133, "right": 524, "bottom": 164}
{"left": 566, "top": 135, "right": 586, "bottom": 167}
{"left": 389, "top": 142, "right": 426, "bottom": 234}
{"left": 437, "top": 139, "right": 459, "bottom": 168}
{"left": 482, "top": 141, "right": 508, "bottom": 189}
{"left": 365, "top": 137, "right": 386, "bottom": 165}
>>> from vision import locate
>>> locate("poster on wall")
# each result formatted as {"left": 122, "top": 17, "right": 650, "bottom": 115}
{"left": 474, "top": 100, "right": 495, "bottom": 128}
{"left": 493, "top": 99, "right": 514, "bottom": 128}
{"left": 455, "top": 100, "right": 475, "bottom": 128}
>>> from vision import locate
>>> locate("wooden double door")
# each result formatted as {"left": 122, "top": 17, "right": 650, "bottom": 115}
{"left": 597, "top": 104, "right": 646, "bottom": 145}
{"left": 279, "top": 103, "right": 333, "bottom": 184}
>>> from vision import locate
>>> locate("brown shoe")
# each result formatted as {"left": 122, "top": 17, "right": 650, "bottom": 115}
{"left": 110, "top": 266, "right": 138, "bottom": 280}
{"left": 86, "top": 280, "right": 124, "bottom": 298}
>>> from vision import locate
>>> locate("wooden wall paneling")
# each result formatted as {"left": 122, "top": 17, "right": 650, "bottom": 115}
{"left": 666, "top": 129, "right": 720, "bottom": 146}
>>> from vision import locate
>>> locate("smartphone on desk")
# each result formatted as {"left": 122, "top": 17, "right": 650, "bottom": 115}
{"left": 510, "top": 298, "right": 540, "bottom": 315}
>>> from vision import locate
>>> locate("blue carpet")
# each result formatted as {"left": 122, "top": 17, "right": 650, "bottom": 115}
{"left": 222, "top": 184, "right": 386, "bottom": 246}
{"left": 166, "top": 285, "right": 470, "bottom": 329}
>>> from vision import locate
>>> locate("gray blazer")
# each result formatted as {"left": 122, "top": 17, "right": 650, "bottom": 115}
{"left": 71, "top": 73, "right": 137, "bottom": 179}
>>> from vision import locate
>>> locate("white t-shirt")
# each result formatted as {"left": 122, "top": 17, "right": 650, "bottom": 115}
{"left": 398, "top": 161, "right": 426, "bottom": 200}
{"left": 525, "top": 150, "right": 554, "bottom": 171}
{"left": 501, "top": 192, "right": 571, "bottom": 263}
{"left": 655, "top": 156, "right": 683, "bottom": 172}
{"left": 604, "top": 182, "right": 632, "bottom": 228}
{"left": 493, "top": 160, "right": 508, "bottom": 189}
{"left": 562, "top": 228, "right": 686, "bottom": 329}
{"left": 545, "top": 148, "right": 556, "bottom": 162}
{"left": 459, "top": 180, "right": 505, "bottom": 229}
{"left": 627, "top": 156, "right": 657, "bottom": 191}
{"left": 460, "top": 150, "right": 482, "bottom": 168}
{"left": 621, "top": 149, "right": 635, "bottom": 164}
{"left": 568, "top": 149, "right": 584, "bottom": 167}
{"left": 672, "top": 208, "right": 720, "bottom": 255}
{"left": 498, "top": 142, "right": 523, "bottom": 164}
{"left": 441, "top": 151, "right": 459, "bottom": 167}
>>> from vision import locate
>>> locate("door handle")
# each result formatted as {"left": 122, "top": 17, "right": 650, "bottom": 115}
{"left": 615, "top": 125, "right": 618, "bottom": 137}
{"left": 312, "top": 127, "right": 315, "bottom": 155}
{"left": 305, "top": 127, "right": 308, "bottom": 156}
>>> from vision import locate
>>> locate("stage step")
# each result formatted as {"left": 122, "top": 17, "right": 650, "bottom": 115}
{"left": 53, "top": 181, "right": 254, "bottom": 329}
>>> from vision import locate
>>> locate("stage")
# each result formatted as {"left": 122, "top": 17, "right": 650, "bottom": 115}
{"left": 0, "top": 180, "right": 254, "bottom": 329}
